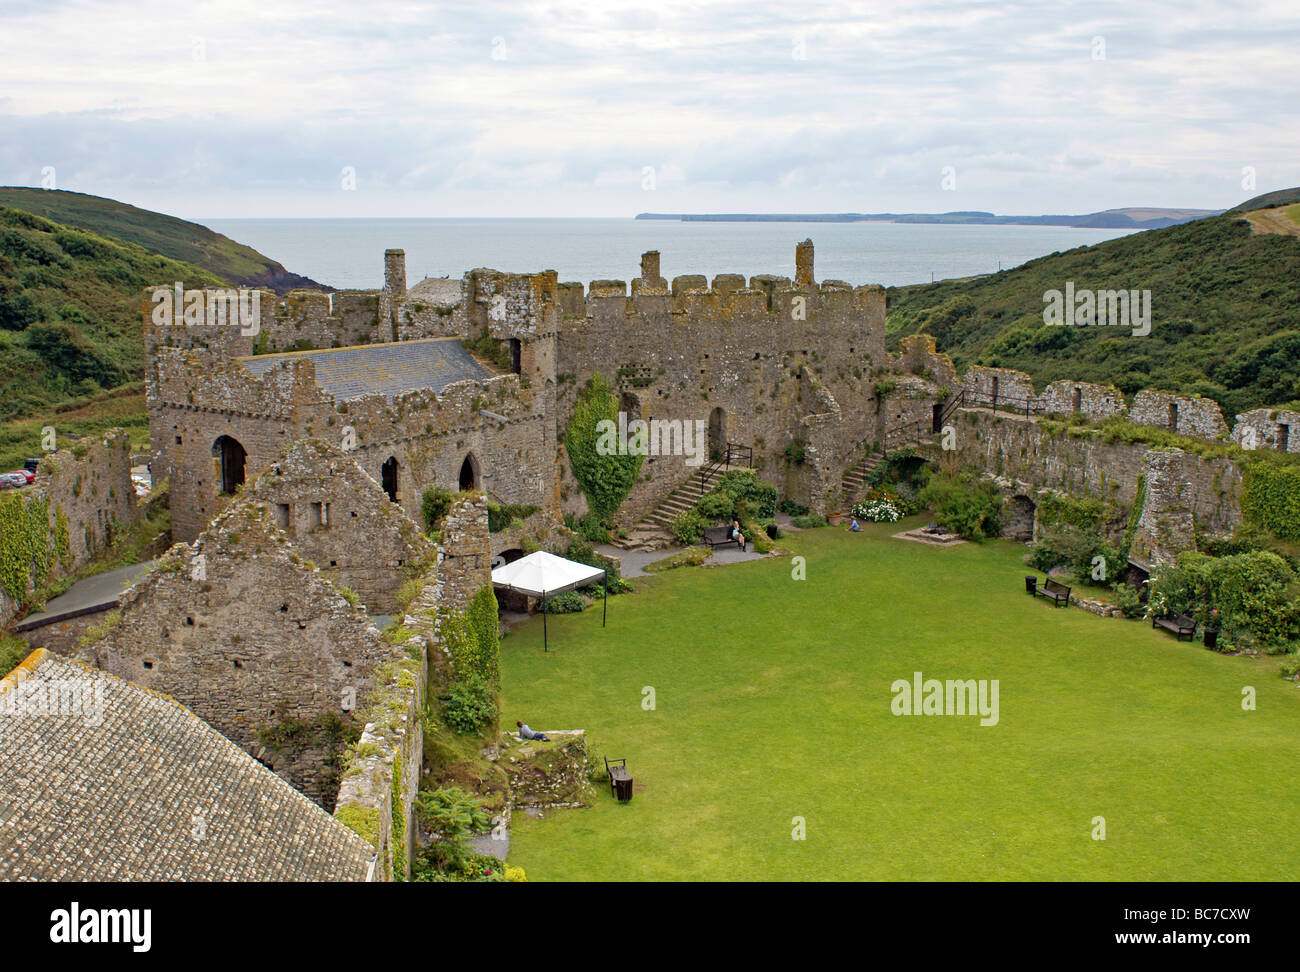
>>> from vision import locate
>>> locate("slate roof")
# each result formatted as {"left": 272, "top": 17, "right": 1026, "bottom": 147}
{"left": 239, "top": 337, "right": 491, "bottom": 402}
{"left": 0, "top": 650, "right": 376, "bottom": 882}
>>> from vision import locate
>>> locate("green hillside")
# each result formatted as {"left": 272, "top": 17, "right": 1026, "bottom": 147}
{"left": 0, "top": 188, "right": 323, "bottom": 292}
{"left": 0, "top": 205, "right": 227, "bottom": 423}
{"left": 886, "top": 204, "right": 1300, "bottom": 417}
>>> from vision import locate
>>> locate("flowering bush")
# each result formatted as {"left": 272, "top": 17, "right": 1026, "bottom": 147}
{"left": 851, "top": 498, "right": 902, "bottom": 522}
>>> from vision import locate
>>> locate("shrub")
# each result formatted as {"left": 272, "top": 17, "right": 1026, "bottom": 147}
{"left": 1109, "top": 582, "right": 1145, "bottom": 618}
{"left": 778, "top": 499, "right": 809, "bottom": 516}
{"left": 792, "top": 514, "right": 827, "bottom": 529}
{"left": 542, "top": 590, "right": 587, "bottom": 613}
{"left": 486, "top": 501, "right": 541, "bottom": 533}
{"left": 439, "top": 678, "right": 499, "bottom": 733}
{"left": 421, "top": 486, "right": 453, "bottom": 533}
{"left": 413, "top": 786, "right": 492, "bottom": 876}
{"left": 1147, "top": 550, "right": 1300, "bottom": 651}
{"left": 644, "top": 546, "right": 711, "bottom": 572}
{"left": 671, "top": 509, "right": 704, "bottom": 545}
{"left": 918, "top": 472, "right": 1002, "bottom": 539}
{"left": 1028, "top": 524, "right": 1124, "bottom": 582}
{"left": 710, "top": 470, "right": 778, "bottom": 519}
{"left": 851, "top": 497, "right": 902, "bottom": 522}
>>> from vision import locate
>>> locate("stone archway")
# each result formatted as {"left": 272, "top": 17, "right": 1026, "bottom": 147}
{"left": 381, "top": 456, "right": 399, "bottom": 502}
{"left": 459, "top": 453, "right": 479, "bottom": 491}
{"left": 212, "top": 435, "right": 247, "bottom": 495}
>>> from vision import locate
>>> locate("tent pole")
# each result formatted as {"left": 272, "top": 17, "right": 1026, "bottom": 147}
{"left": 542, "top": 589, "right": 548, "bottom": 652}
{"left": 602, "top": 569, "right": 607, "bottom": 627}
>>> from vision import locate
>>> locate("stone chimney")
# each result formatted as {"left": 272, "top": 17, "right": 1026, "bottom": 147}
{"left": 795, "top": 239, "right": 815, "bottom": 287}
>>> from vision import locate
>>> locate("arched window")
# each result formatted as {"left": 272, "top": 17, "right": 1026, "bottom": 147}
{"left": 381, "top": 456, "right": 399, "bottom": 502}
{"left": 459, "top": 453, "right": 479, "bottom": 491}
{"left": 212, "top": 436, "right": 247, "bottom": 495}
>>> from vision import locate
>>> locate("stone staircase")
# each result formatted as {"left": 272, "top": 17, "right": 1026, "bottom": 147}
{"left": 840, "top": 450, "right": 884, "bottom": 505}
{"left": 613, "top": 467, "right": 726, "bottom": 552}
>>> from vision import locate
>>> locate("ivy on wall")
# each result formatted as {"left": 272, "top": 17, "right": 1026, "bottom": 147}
{"left": 0, "top": 492, "right": 50, "bottom": 605}
{"left": 442, "top": 584, "right": 501, "bottom": 686}
{"left": 1035, "top": 491, "right": 1107, "bottom": 533}
{"left": 1241, "top": 462, "right": 1300, "bottom": 542}
{"left": 564, "top": 372, "right": 643, "bottom": 521}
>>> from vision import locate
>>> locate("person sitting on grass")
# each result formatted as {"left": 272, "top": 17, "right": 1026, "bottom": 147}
{"left": 516, "top": 721, "right": 550, "bottom": 742}
{"left": 848, "top": 517, "right": 862, "bottom": 532}
{"left": 730, "top": 518, "right": 746, "bottom": 552}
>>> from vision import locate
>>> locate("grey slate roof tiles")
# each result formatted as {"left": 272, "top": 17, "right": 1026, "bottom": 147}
{"left": 238, "top": 337, "right": 491, "bottom": 402}
{"left": 0, "top": 650, "right": 376, "bottom": 882}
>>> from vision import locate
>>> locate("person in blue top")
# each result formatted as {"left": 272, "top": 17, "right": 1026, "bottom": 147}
{"left": 516, "top": 721, "right": 550, "bottom": 741}
{"left": 730, "top": 518, "right": 747, "bottom": 551}
{"left": 848, "top": 517, "right": 862, "bottom": 532}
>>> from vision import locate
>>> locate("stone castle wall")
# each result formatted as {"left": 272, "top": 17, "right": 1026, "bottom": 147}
{"left": 37, "top": 429, "right": 140, "bottom": 576}
{"left": 952, "top": 409, "right": 1243, "bottom": 537}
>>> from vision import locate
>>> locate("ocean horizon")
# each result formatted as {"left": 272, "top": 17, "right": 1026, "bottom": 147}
{"left": 201, "top": 217, "right": 1137, "bottom": 292}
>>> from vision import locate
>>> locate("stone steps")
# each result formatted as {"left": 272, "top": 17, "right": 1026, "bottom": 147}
{"left": 615, "top": 468, "right": 727, "bottom": 547}
{"left": 840, "top": 451, "right": 884, "bottom": 502}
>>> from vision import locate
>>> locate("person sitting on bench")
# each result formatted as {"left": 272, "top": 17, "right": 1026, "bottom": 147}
{"left": 516, "top": 721, "right": 549, "bottom": 741}
{"left": 730, "top": 519, "right": 746, "bottom": 551}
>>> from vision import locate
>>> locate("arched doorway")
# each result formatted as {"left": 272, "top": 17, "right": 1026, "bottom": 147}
{"left": 459, "top": 453, "right": 479, "bottom": 491}
{"left": 212, "top": 435, "right": 247, "bottom": 495}
{"left": 708, "top": 407, "right": 726, "bottom": 462}
{"left": 381, "top": 456, "right": 398, "bottom": 502}
{"left": 620, "top": 391, "right": 641, "bottom": 421}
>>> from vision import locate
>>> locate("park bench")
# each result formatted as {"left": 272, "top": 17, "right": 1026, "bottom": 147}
{"left": 1033, "top": 577, "right": 1071, "bottom": 607}
{"left": 702, "top": 525, "right": 740, "bottom": 549}
{"left": 605, "top": 756, "right": 633, "bottom": 802}
{"left": 1153, "top": 611, "right": 1197, "bottom": 641}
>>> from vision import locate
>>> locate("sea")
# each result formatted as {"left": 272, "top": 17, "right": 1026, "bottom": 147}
{"left": 201, "top": 218, "right": 1137, "bottom": 291}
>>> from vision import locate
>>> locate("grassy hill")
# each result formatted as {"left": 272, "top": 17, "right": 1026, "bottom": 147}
{"left": 0, "top": 188, "right": 324, "bottom": 292}
{"left": 885, "top": 198, "right": 1300, "bottom": 418}
{"left": 0, "top": 205, "right": 227, "bottom": 428}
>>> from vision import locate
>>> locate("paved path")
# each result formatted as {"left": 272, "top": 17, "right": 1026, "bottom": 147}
{"left": 15, "top": 560, "right": 157, "bottom": 630}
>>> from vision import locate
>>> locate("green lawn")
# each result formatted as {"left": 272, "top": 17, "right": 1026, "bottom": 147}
{"left": 500, "top": 518, "right": 1300, "bottom": 881}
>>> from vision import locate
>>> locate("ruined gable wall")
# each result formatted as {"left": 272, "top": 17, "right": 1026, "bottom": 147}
{"left": 83, "top": 502, "right": 400, "bottom": 805}
{"left": 1130, "top": 390, "right": 1228, "bottom": 440}
{"left": 1232, "top": 408, "right": 1300, "bottom": 453}
{"left": 240, "top": 440, "right": 432, "bottom": 615}
{"left": 1038, "top": 380, "right": 1127, "bottom": 420}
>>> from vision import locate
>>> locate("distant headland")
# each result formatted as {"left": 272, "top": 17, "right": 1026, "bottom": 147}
{"left": 635, "top": 207, "right": 1221, "bottom": 230}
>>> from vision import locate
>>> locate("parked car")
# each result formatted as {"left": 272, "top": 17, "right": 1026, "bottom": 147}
{"left": 11, "top": 469, "right": 36, "bottom": 484}
{"left": 0, "top": 472, "right": 27, "bottom": 489}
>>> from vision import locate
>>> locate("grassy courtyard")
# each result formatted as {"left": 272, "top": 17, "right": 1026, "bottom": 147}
{"left": 499, "top": 517, "right": 1300, "bottom": 881}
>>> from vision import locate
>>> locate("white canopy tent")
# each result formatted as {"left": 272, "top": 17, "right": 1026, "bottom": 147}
{"left": 491, "top": 550, "right": 607, "bottom": 651}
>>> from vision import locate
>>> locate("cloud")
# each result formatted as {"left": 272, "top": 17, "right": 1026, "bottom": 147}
{"left": 0, "top": 0, "right": 1296, "bottom": 216}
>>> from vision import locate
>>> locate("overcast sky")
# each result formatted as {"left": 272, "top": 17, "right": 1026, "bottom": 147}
{"left": 1, "top": 0, "right": 1296, "bottom": 219}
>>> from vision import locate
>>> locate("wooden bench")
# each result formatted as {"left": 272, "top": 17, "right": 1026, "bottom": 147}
{"left": 1153, "top": 612, "right": 1196, "bottom": 641}
{"left": 1033, "top": 577, "right": 1071, "bottom": 607}
{"left": 605, "top": 756, "right": 633, "bottom": 802}
{"left": 702, "top": 525, "right": 741, "bottom": 549}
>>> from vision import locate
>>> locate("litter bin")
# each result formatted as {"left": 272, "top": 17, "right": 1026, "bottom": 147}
{"left": 614, "top": 775, "right": 634, "bottom": 803}
{"left": 1204, "top": 627, "right": 1219, "bottom": 650}
{"left": 1025, "top": 576, "right": 1037, "bottom": 595}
